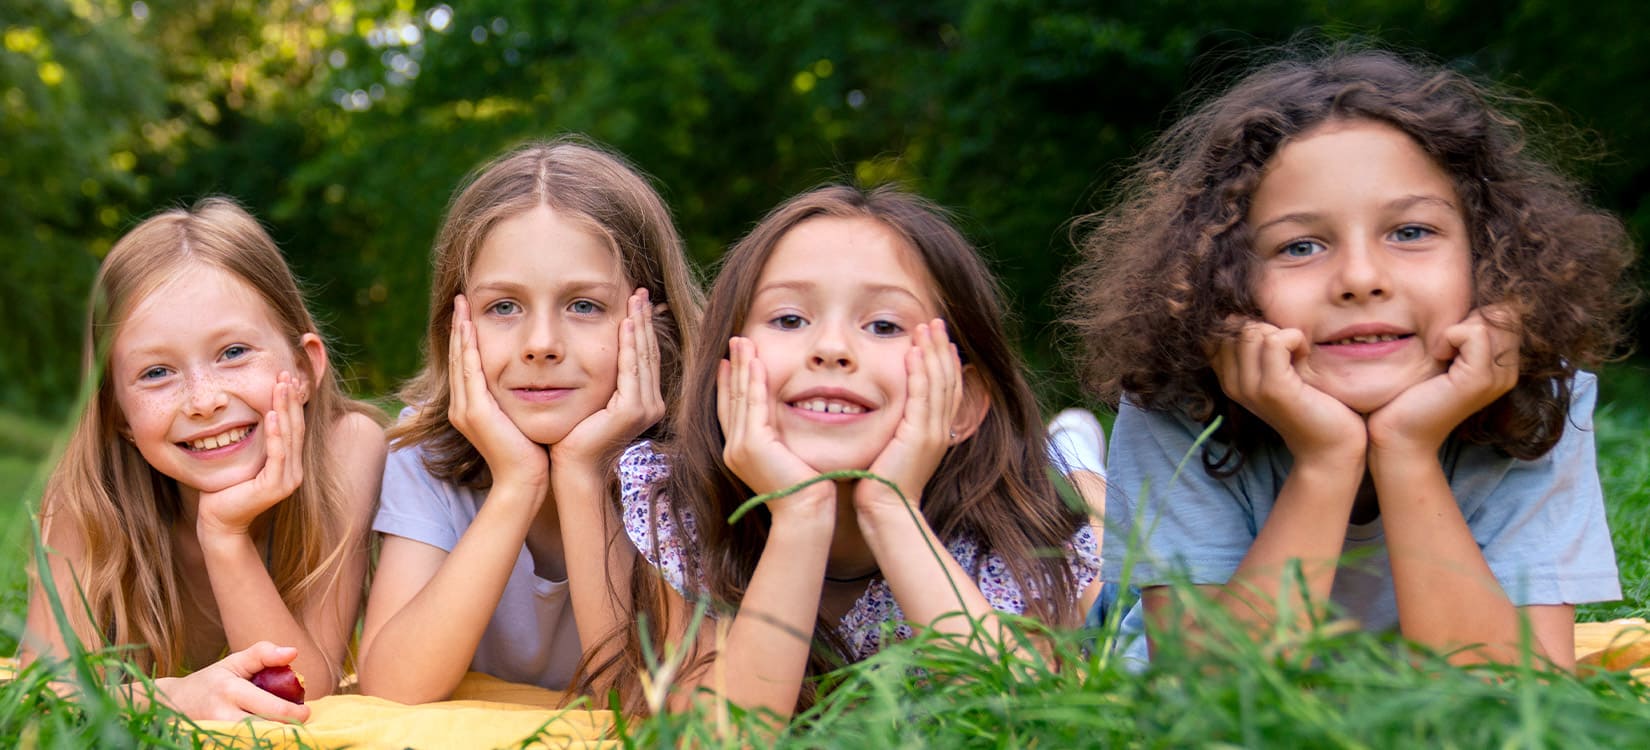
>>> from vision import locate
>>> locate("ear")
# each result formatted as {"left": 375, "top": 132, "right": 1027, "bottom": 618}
{"left": 297, "top": 333, "right": 328, "bottom": 404}
{"left": 949, "top": 365, "right": 991, "bottom": 445}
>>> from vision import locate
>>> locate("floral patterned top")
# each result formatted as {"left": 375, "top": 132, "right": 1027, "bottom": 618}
{"left": 618, "top": 441, "right": 1102, "bottom": 662}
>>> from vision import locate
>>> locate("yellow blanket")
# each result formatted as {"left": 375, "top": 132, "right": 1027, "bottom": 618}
{"left": 192, "top": 672, "right": 617, "bottom": 749}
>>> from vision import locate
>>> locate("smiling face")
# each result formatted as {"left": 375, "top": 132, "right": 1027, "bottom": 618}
{"left": 1247, "top": 118, "right": 1475, "bottom": 414}
{"left": 740, "top": 215, "right": 941, "bottom": 473}
{"left": 110, "top": 264, "right": 315, "bottom": 496}
{"left": 466, "top": 204, "right": 629, "bottom": 445}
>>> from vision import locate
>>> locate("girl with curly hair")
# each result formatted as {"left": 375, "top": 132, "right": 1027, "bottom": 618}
{"left": 1070, "top": 47, "right": 1637, "bottom": 667}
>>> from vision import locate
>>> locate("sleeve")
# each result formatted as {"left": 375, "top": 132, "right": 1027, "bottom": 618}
{"left": 374, "top": 444, "right": 462, "bottom": 551}
{"left": 618, "top": 441, "right": 696, "bottom": 596}
{"left": 1463, "top": 372, "right": 1621, "bottom": 606}
{"left": 1101, "top": 399, "right": 1260, "bottom": 588}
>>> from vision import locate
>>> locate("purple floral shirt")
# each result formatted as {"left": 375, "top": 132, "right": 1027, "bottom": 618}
{"left": 618, "top": 441, "right": 1101, "bottom": 662}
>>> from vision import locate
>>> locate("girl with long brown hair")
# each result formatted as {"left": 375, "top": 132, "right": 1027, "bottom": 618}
{"left": 604, "top": 184, "right": 1100, "bottom": 717}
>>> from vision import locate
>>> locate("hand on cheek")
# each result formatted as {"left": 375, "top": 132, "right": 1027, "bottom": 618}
{"left": 857, "top": 320, "right": 963, "bottom": 515}
{"left": 197, "top": 372, "right": 305, "bottom": 538}
{"left": 447, "top": 294, "right": 548, "bottom": 489}
{"left": 1211, "top": 319, "right": 1366, "bottom": 463}
{"left": 717, "top": 337, "right": 828, "bottom": 521}
{"left": 554, "top": 288, "right": 665, "bottom": 465}
{"left": 1367, "top": 305, "right": 1520, "bottom": 455}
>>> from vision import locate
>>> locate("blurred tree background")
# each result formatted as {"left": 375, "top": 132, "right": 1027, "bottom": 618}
{"left": 3, "top": 0, "right": 1646, "bottom": 419}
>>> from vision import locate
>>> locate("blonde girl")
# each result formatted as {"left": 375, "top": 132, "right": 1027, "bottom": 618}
{"left": 22, "top": 197, "right": 387, "bottom": 722}
{"left": 357, "top": 138, "right": 703, "bottom": 703}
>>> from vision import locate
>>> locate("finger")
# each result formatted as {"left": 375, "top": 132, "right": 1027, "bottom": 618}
{"left": 614, "top": 313, "right": 639, "bottom": 405}
{"left": 448, "top": 296, "right": 469, "bottom": 421}
{"left": 232, "top": 680, "right": 311, "bottom": 724}
{"left": 636, "top": 290, "right": 663, "bottom": 415}
{"left": 716, "top": 357, "right": 733, "bottom": 435}
{"left": 222, "top": 641, "right": 298, "bottom": 678}
{"left": 748, "top": 355, "right": 774, "bottom": 436}
{"left": 281, "top": 374, "right": 305, "bottom": 489}
{"left": 933, "top": 321, "right": 963, "bottom": 424}
{"left": 904, "top": 324, "right": 932, "bottom": 434}
{"left": 726, "top": 338, "right": 749, "bottom": 449}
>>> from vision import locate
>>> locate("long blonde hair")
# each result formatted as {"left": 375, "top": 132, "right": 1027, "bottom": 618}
{"left": 391, "top": 136, "right": 704, "bottom": 487}
{"left": 36, "top": 197, "right": 378, "bottom": 675}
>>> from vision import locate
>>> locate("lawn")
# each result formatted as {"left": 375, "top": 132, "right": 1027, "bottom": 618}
{"left": 1, "top": 363, "right": 1648, "bottom": 747}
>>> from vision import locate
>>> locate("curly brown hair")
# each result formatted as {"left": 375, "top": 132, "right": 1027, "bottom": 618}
{"left": 1068, "top": 46, "right": 1637, "bottom": 468}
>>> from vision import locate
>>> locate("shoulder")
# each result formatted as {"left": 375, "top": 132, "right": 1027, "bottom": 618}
{"left": 330, "top": 409, "right": 389, "bottom": 466}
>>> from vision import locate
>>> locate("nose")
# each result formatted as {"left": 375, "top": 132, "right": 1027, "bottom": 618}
{"left": 521, "top": 311, "right": 563, "bottom": 363}
{"left": 183, "top": 372, "right": 229, "bottom": 417}
{"left": 1333, "top": 236, "right": 1390, "bottom": 302}
{"left": 808, "top": 319, "right": 856, "bottom": 371}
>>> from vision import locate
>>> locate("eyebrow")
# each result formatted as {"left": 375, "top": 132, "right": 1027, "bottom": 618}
{"left": 468, "top": 279, "right": 623, "bottom": 297}
{"left": 1253, "top": 193, "right": 1458, "bottom": 233}
{"left": 752, "top": 279, "right": 929, "bottom": 307}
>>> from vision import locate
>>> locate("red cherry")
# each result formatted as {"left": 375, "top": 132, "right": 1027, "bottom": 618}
{"left": 250, "top": 665, "right": 306, "bottom": 704}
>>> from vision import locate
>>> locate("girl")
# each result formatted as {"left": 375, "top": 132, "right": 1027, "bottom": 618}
{"left": 1070, "top": 48, "right": 1637, "bottom": 667}
{"left": 22, "top": 198, "right": 387, "bottom": 722}
{"left": 356, "top": 138, "right": 703, "bottom": 703}
{"left": 605, "top": 185, "right": 1102, "bottom": 717}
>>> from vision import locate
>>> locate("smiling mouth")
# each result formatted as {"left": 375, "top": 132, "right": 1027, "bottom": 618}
{"left": 1321, "top": 333, "right": 1411, "bottom": 346}
{"left": 789, "top": 398, "right": 868, "bottom": 415}
{"left": 179, "top": 425, "right": 253, "bottom": 452}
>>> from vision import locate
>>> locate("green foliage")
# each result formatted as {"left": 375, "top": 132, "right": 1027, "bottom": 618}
{"left": 3, "top": 0, "right": 1646, "bottom": 417}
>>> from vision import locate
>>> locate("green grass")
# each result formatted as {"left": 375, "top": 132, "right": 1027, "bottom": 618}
{"left": 1, "top": 364, "right": 1648, "bottom": 748}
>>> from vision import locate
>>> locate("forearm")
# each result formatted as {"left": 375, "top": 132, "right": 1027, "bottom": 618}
{"left": 1204, "top": 459, "right": 1360, "bottom": 638}
{"left": 856, "top": 497, "right": 999, "bottom": 644}
{"left": 358, "top": 483, "right": 540, "bottom": 702}
{"left": 683, "top": 489, "right": 832, "bottom": 719}
{"left": 199, "top": 530, "right": 337, "bottom": 695}
{"left": 1370, "top": 449, "right": 1532, "bottom": 664}
{"left": 551, "top": 459, "right": 635, "bottom": 670}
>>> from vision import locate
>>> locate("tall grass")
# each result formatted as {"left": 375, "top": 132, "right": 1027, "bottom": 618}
{"left": 0, "top": 362, "right": 1647, "bottom": 748}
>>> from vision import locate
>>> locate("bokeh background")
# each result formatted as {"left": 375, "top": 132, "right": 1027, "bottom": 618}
{"left": 4, "top": 0, "right": 1647, "bottom": 422}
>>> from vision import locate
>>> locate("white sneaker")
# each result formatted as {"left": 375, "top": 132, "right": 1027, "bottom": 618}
{"left": 1048, "top": 407, "right": 1107, "bottom": 478}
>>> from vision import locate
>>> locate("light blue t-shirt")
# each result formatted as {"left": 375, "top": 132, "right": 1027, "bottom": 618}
{"left": 1102, "top": 372, "right": 1620, "bottom": 660}
{"left": 374, "top": 438, "right": 582, "bottom": 690}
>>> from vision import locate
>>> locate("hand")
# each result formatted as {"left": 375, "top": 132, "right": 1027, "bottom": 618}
{"left": 448, "top": 295, "right": 549, "bottom": 490}
{"left": 854, "top": 320, "right": 964, "bottom": 515}
{"left": 717, "top": 337, "right": 831, "bottom": 522}
{"left": 151, "top": 641, "right": 310, "bottom": 723}
{"left": 1367, "top": 305, "right": 1520, "bottom": 455}
{"left": 1211, "top": 320, "right": 1366, "bottom": 463}
{"left": 197, "top": 372, "right": 304, "bottom": 539}
{"left": 552, "top": 289, "right": 665, "bottom": 466}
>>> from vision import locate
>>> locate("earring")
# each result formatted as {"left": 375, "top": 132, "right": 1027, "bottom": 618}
{"left": 949, "top": 429, "right": 957, "bottom": 441}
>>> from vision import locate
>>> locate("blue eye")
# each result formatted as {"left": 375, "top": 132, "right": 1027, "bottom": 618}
{"left": 487, "top": 300, "right": 522, "bottom": 316}
{"left": 1280, "top": 240, "right": 1324, "bottom": 258}
{"left": 1390, "top": 225, "right": 1432, "bottom": 242}
{"left": 568, "top": 299, "right": 601, "bottom": 315}
{"left": 139, "top": 366, "right": 171, "bottom": 381}
{"left": 221, "top": 344, "right": 250, "bottom": 361}
{"left": 865, "top": 320, "right": 903, "bottom": 337}
{"left": 771, "top": 314, "right": 806, "bottom": 330}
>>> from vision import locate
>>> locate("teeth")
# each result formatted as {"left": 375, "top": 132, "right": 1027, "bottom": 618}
{"left": 187, "top": 426, "right": 249, "bottom": 451}
{"left": 1334, "top": 334, "right": 1402, "bottom": 345}
{"left": 795, "top": 398, "right": 865, "bottom": 415}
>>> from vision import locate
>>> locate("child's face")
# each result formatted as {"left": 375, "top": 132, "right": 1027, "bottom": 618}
{"left": 1247, "top": 119, "right": 1474, "bottom": 414}
{"left": 741, "top": 216, "right": 941, "bottom": 473}
{"left": 465, "top": 205, "right": 628, "bottom": 445}
{"left": 111, "top": 265, "right": 315, "bottom": 495}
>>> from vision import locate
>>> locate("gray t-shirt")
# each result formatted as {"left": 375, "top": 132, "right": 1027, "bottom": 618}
{"left": 375, "top": 441, "right": 582, "bottom": 689}
{"left": 1102, "top": 372, "right": 1620, "bottom": 658}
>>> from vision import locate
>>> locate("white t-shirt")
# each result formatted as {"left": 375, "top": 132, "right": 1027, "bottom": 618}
{"left": 374, "top": 441, "right": 582, "bottom": 689}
